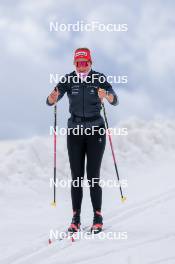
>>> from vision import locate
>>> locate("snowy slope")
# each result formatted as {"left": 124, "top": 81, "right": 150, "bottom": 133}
{"left": 0, "top": 118, "right": 175, "bottom": 264}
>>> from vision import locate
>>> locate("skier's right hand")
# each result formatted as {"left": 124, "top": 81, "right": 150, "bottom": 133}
{"left": 48, "top": 88, "right": 60, "bottom": 104}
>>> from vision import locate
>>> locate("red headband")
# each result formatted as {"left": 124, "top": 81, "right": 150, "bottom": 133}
{"left": 74, "top": 49, "right": 92, "bottom": 62}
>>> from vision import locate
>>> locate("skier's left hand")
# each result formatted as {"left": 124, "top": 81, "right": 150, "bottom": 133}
{"left": 98, "top": 88, "right": 114, "bottom": 103}
{"left": 98, "top": 88, "right": 107, "bottom": 101}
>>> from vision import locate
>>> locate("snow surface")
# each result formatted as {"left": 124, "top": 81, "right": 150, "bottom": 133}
{"left": 0, "top": 118, "right": 175, "bottom": 264}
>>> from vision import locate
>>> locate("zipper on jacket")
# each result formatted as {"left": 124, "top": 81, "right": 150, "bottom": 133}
{"left": 83, "top": 84, "right": 85, "bottom": 118}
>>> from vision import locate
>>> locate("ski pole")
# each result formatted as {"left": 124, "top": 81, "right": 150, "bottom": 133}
{"left": 101, "top": 102, "right": 126, "bottom": 203}
{"left": 51, "top": 103, "right": 57, "bottom": 207}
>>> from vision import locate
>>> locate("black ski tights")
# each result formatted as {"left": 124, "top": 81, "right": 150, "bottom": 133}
{"left": 67, "top": 125, "right": 106, "bottom": 213}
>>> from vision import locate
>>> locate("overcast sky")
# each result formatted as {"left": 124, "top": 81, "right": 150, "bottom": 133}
{"left": 0, "top": 0, "right": 175, "bottom": 139}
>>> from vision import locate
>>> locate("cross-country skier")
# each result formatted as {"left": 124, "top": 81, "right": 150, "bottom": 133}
{"left": 46, "top": 48, "right": 118, "bottom": 233}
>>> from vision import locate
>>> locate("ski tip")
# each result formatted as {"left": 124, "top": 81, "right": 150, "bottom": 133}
{"left": 121, "top": 196, "right": 127, "bottom": 203}
{"left": 51, "top": 201, "right": 57, "bottom": 208}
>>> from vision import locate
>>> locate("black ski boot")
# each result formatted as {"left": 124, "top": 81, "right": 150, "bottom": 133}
{"left": 68, "top": 210, "right": 81, "bottom": 233}
{"left": 91, "top": 211, "right": 103, "bottom": 234}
